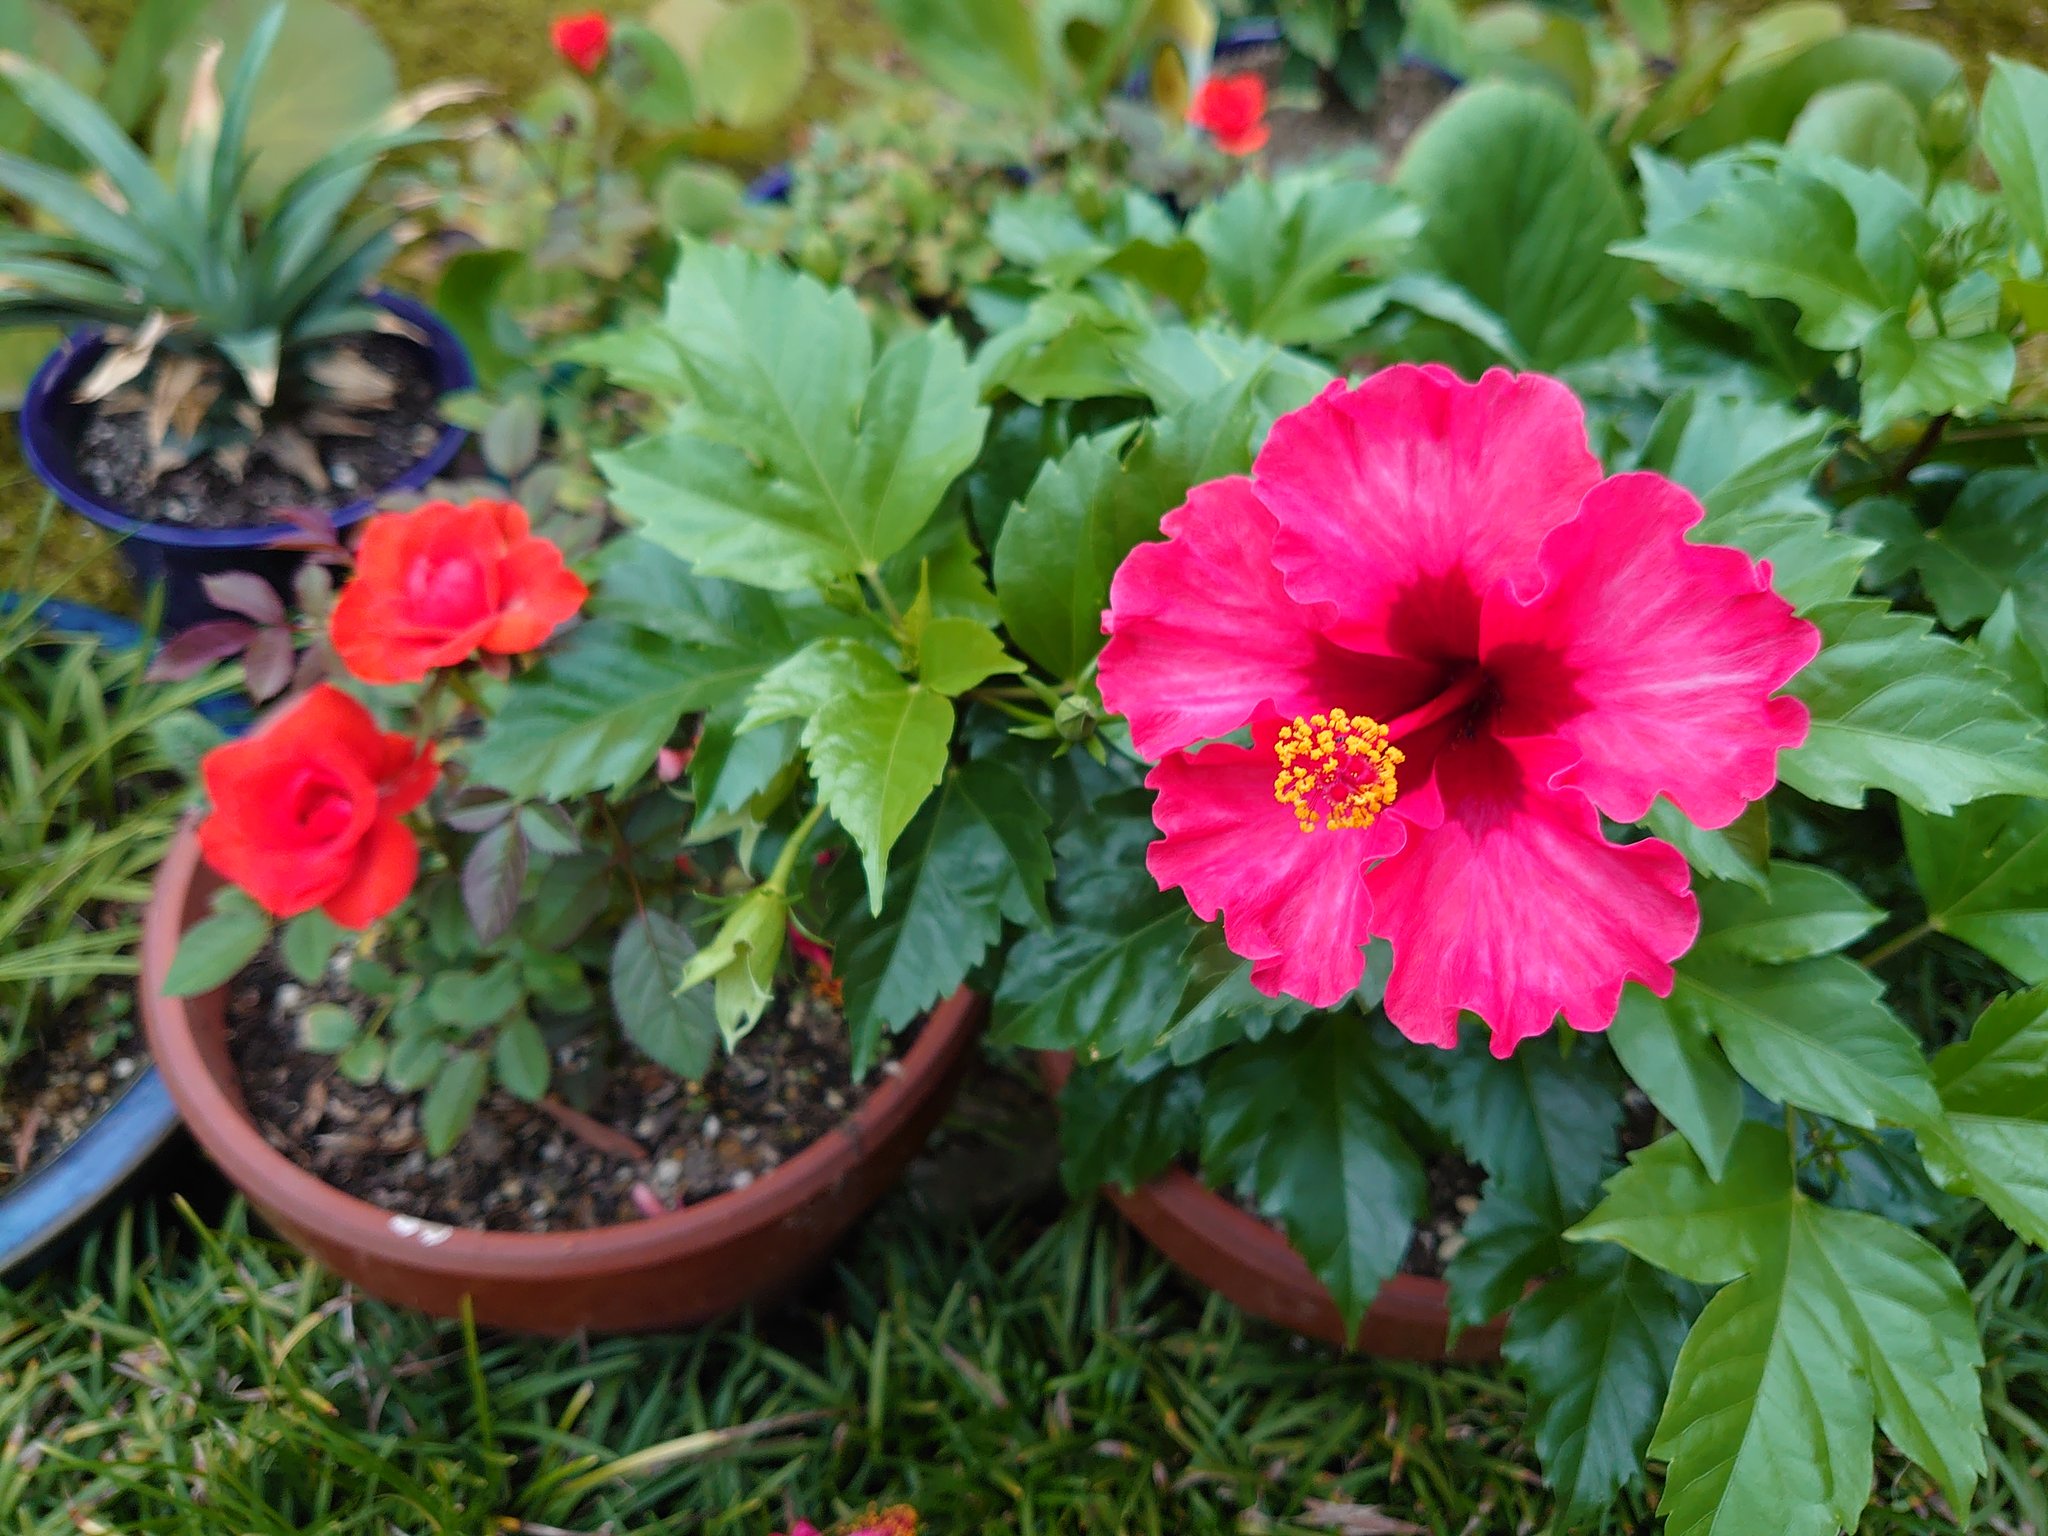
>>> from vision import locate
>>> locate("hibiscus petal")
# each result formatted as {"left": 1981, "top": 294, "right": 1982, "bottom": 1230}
{"left": 1260, "top": 368, "right": 1602, "bottom": 658}
{"left": 1146, "top": 727, "right": 1402, "bottom": 1008}
{"left": 320, "top": 814, "right": 422, "bottom": 930}
{"left": 1100, "top": 477, "right": 1434, "bottom": 760}
{"left": 1484, "top": 472, "right": 1819, "bottom": 829}
{"left": 1367, "top": 736, "right": 1698, "bottom": 1056}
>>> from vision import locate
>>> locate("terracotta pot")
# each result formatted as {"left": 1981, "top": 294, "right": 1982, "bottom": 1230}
{"left": 1037, "top": 1051, "right": 1506, "bottom": 1362}
{"left": 141, "top": 825, "right": 982, "bottom": 1334}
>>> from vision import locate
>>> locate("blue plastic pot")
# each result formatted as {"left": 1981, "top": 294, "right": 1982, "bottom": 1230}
{"left": 17, "top": 290, "right": 474, "bottom": 633}
{"left": 0, "top": 598, "right": 241, "bottom": 1285}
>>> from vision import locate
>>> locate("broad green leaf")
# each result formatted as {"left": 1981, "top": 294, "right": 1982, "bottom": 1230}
{"left": 1157, "top": 930, "right": 1309, "bottom": 1065}
{"left": 1645, "top": 797, "right": 1769, "bottom": 892}
{"left": 460, "top": 823, "right": 527, "bottom": 948}
{"left": 1871, "top": 470, "right": 2048, "bottom": 630}
{"left": 1671, "top": 28, "right": 1962, "bottom": 160}
{"left": 1578, "top": 1123, "right": 1982, "bottom": 1535}
{"left": 1693, "top": 860, "right": 1883, "bottom": 963}
{"left": 1919, "top": 986, "right": 2048, "bottom": 1246}
{"left": 163, "top": 890, "right": 269, "bottom": 996}
{"left": 1903, "top": 797, "right": 2048, "bottom": 982}
{"left": 678, "top": 885, "right": 786, "bottom": 1048}
{"left": 993, "top": 369, "right": 1280, "bottom": 680}
{"left": 297, "top": 1003, "right": 359, "bottom": 1053}
{"left": 741, "top": 639, "right": 900, "bottom": 733}
{"left": 698, "top": 0, "right": 808, "bottom": 128}
{"left": 279, "top": 907, "right": 344, "bottom": 986}
{"left": 611, "top": 910, "right": 718, "bottom": 1080}
{"left": 992, "top": 794, "right": 1195, "bottom": 1060}
{"left": 1781, "top": 600, "right": 2048, "bottom": 812}
{"left": 1187, "top": 171, "right": 1422, "bottom": 349}
{"left": 915, "top": 618, "right": 1016, "bottom": 697}
{"left": 468, "top": 621, "right": 762, "bottom": 799}
{"left": 601, "top": 245, "right": 988, "bottom": 589}
{"left": 803, "top": 680, "right": 953, "bottom": 912}
{"left": 1859, "top": 318, "right": 2015, "bottom": 438}
{"left": 1669, "top": 950, "right": 1939, "bottom": 1129}
{"left": 1433, "top": 1038, "right": 1623, "bottom": 1217}
{"left": 1982, "top": 590, "right": 2048, "bottom": 714}
{"left": 1058, "top": 1058, "right": 1202, "bottom": 1195}
{"left": 1201, "top": 1015, "right": 1427, "bottom": 1333}
{"left": 1616, "top": 170, "right": 1897, "bottom": 351}
{"left": 1982, "top": 55, "right": 2048, "bottom": 257}
{"left": 1639, "top": 390, "right": 1830, "bottom": 521}
{"left": 1398, "top": 82, "right": 1639, "bottom": 369}
{"left": 873, "top": 0, "right": 1047, "bottom": 115}
{"left": 1445, "top": 1180, "right": 1570, "bottom": 1335}
{"left": 421, "top": 1050, "right": 488, "bottom": 1157}
{"left": 1787, "top": 80, "right": 1928, "bottom": 193}
{"left": 493, "top": 1017, "right": 551, "bottom": 1102}
{"left": 1503, "top": 1245, "right": 1698, "bottom": 1515}
{"left": 426, "top": 965, "right": 523, "bottom": 1029}
{"left": 827, "top": 759, "right": 1052, "bottom": 1073}
{"left": 1607, "top": 983, "right": 1746, "bottom": 1180}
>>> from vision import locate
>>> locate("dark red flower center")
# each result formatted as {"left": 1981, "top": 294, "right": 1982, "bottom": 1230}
{"left": 404, "top": 551, "right": 493, "bottom": 631}
{"left": 285, "top": 763, "right": 360, "bottom": 846}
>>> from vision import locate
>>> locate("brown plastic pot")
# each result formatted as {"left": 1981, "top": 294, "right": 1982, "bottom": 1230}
{"left": 141, "top": 824, "right": 983, "bottom": 1334}
{"left": 1037, "top": 1051, "right": 1506, "bottom": 1362}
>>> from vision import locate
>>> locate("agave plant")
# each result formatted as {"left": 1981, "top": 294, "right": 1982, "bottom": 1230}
{"left": 0, "top": 2, "right": 479, "bottom": 480}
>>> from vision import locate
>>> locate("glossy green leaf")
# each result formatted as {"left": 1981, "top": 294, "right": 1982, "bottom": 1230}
{"left": 421, "top": 1050, "right": 488, "bottom": 1157}
{"left": 1781, "top": 600, "right": 2048, "bottom": 812}
{"left": 493, "top": 1017, "right": 551, "bottom": 1103}
{"left": 279, "top": 907, "right": 344, "bottom": 987}
{"left": 601, "top": 244, "right": 988, "bottom": 589}
{"left": 1575, "top": 1123, "right": 1984, "bottom": 1536}
{"left": 1645, "top": 797, "right": 1770, "bottom": 892}
{"left": 1982, "top": 55, "right": 2048, "bottom": 257}
{"left": 1903, "top": 797, "right": 2048, "bottom": 983}
{"left": 804, "top": 681, "right": 954, "bottom": 912}
{"left": 1668, "top": 950, "right": 1939, "bottom": 1129}
{"left": 1859, "top": 319, "right": 2015, "bottom": 439}
{"left": 1201, "top": 1015, "right": 1427, "bottom": 1333}
{"left": 612, "top": 910, "right": 718, "bottom": 1081}
{"left": 827, "top": 759, "right": 1052, "bottom": 1074}
{"left": 741, "top": 639, "right": 900, "bottom": 733}
{"left": 1503, "top": 1245, "right": 1698, "bottom": 1515}
{"left": 163, "top": 889, "right": 269, "bottom": 997}
{"left": 1918, "top": 986, "right": 2048, "bottom": 1246}
{"left": 297, "top": 1002, "right": 359, "bottom": 1053}
{"left": 1057, "top": 1058, "right": 1202, "bottom": 1196}
{"left": 1693, "top": 860, "right": 1883, "bottom": 963}
{"left": 915, "top": 617, "right": 1016, "bottom": 697}
{"left": 1607, "top": 983, "right": 1746, "bottom": 1180}
{"left": 1398, "top": 81, "right": 1639, "bottom": 369}
{"left": 1787, "top": 80, "right": 1928, "bottom": 193}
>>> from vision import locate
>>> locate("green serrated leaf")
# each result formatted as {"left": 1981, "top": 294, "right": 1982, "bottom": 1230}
{"left": 279, "top": 908, "right": 344, "bottom": 986}
{"left": 1646, "top": 797, "right": 1770, "bottom": 892}
{"left": 1201, "top": 1015, "right": 1427, "bottom": 1334}
{"left": 803, "top": 680, "right": 953, "bottom": 913}
{"left": 1782, "top": 600, "right": 2048, "bottom": 812}
{"left": 611, "top": 909, "right": 718, "bottom": 1080}
{"left": 493, "top": 1016, "right": 551, "bottom": 1103}
{"left": 1919, "top": 985, "right": 2048, "bottom": 1246}
{"left": 163, "top": 890, "right": 269, "bottom": 997}
{"left": 1607, "top": 983, "right": 1745, "bottom": 1180}
{"left": 1903, "top": 797, "right": 2048, "bottom": 981}
{"left": 827, "top": 759, "right": 1052, "bottom": 1074}
{"left": 420, "top": 1050, "right": 488, "bottom": 1157}
{"left": 1982, "top": 55, "right": 2048, "bottom": 257}
{"left": 1694, "top": 860, "right": 1884, "bottom": 963}
{"left": 296, "top": 1002, "right": 359, "bottom": 1053}
{"left": 741, "top": 639, "right": 900, "bottom": 734}
{"left": 915, "top": 617, "right": 1016, "bottom": 697}
{"left": 1057, "top": 1058, "right": 1202, "bottom": 1196}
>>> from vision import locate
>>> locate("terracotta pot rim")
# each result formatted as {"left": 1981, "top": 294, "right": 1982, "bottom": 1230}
{"left": 143, "top": 823, "right": 980, "bottom": 1281}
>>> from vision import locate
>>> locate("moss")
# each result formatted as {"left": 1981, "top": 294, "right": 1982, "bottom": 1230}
{"left": 1715, "top": 0, "right": 2048, "bottom": 75}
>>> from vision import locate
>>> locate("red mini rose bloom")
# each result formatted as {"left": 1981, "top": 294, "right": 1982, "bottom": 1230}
{"left": 1099, "top": 366, "right": 1820, "bottom": 1057}
{"left": 551, "top": 10, "right": 611, "bottom": 72}
{"left": 1188, "top": 72, "right": 1269, "bottom": 155}
{"left": 198, "top": 685, "right": 439, "bottom": 929}
{"left": 330, "top": 499, "right": 588, "bottom": 685}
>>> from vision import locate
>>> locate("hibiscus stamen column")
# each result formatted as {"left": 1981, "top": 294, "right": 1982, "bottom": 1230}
{"left": 1271, "top": 670, "right": 1489, "bottom": 834}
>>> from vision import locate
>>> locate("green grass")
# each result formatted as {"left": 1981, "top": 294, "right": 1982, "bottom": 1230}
{"left": 6, "top": 1175, "right": 2048, "bottom": 1535}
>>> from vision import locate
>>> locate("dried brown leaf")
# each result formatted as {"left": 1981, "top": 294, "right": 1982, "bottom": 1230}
{"left": 259, "top": 426, "right": 330, "bottom": 493}
{"left": 73, "top": 311, "right": 171, "bottom": 403}
{"left": 307, "top": 349, "right": 398, "bottom": 410}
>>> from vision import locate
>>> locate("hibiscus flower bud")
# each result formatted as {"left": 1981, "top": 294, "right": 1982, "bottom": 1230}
{"left": 197, "top": 685, "right": 439, "bottom": 929}
{"left": 1053, "top": 694, "right": 1101, "bottom": 743}
{"left": 328, "top": 499, "right": 588, "bottom": 685}
{"left": 1187, "top": 72, "right": 1269, "bottom": 156}
{"left": 551, "top": 10, "right": 611, "bottom": 74}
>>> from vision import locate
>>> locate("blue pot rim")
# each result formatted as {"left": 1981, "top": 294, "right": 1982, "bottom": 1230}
{"left": 0, "top": 1067, "right": 180, "bottom": 1284}
{"left": 2, "top": 593, "right": 254, "bottom": 732}
{"left": 18, "top": 288, "right": 475, "bottom": 552}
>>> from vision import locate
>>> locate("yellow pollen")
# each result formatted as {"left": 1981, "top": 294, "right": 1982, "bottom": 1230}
{"left": 1272, "top": 708, "right": 1404, "bottom": 833}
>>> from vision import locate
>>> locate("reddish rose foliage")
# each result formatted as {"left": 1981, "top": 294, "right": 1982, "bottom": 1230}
{"left": 551, "top": 10, "right": 611, "bottom": 72}
{"left": 198, "top": 685, "right": 438, "bottom": 928}
{"left": 329, "top": 499, "right": 588, "bottom": 685}
{"left": 1188, "top": 72, "right": 1269, "bottom": 155}
{"left": 1099, "top": 366, "right": 1819, "bottom": 1056}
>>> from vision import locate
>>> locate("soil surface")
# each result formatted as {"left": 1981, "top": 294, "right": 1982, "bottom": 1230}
{"left": 73, "top": 334, "right": 445, "bottom": 531}
{"left": 227, "top": 957, "right": 907, "bottom": 1232}
{"left": 0, "top": 1016, "right": 144, "bottom": 1193}
{"left": 1222, "top": 45, "right": 1457, "bottom": 169}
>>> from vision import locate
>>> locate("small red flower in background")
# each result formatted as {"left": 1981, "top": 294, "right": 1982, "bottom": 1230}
{"left": 329, "top": 499, "right": 588, "bottom": 685}
{"left": 773, "top": 1510, "right": 917, "bottom": 1536}
{"left": 551, "top": 10, "right": 611, "bottom": 72}
{"left": 1099, "top": 366, "right": 1819, "bottom": 1057}
{"left": 1188, "top": 72, "right": 1269, "bottom": 155}
{"left": 198, "top": 685, "right": 439, "bottom": 929}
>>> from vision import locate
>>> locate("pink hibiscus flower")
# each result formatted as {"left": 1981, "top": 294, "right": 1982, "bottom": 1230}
{"left": 1099, "top": 366, "right": 1819, "bottom": 1057}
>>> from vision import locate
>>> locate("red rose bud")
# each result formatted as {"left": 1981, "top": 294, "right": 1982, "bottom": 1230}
{"left": 656, "top": 745, "right": 692, "bottom": 783}
{"left": 197, "top": 685, "right": 438, "bottom": 929}
{"left": 551, "top": 10, "right": 611, "bottom": 73}
{"left": 329, "top": 499, "right": 587, "bottom": 685}
{"left": 1188, "top": 73, "right": 1269, "bottom": 156}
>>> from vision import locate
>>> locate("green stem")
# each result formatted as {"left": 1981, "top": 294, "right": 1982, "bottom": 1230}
{"left": 861, "top": 564, "right": 903, "bottom": 629}
{"left": 766, "top": 803, "right": 826, "bottom": 893}
{"left": 1856, "top": 919, "right": 1935, "bottom": 970}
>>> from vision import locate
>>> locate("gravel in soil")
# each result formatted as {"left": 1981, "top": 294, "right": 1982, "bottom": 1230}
{"left": 73, "top": 334, "right": 446, "bottom": 531}
{"left": 228, "top": 958, "right": 907, "bottom": 1232}
{"left": 0, "top": 1017, "right": 145, "bottom": 1192}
